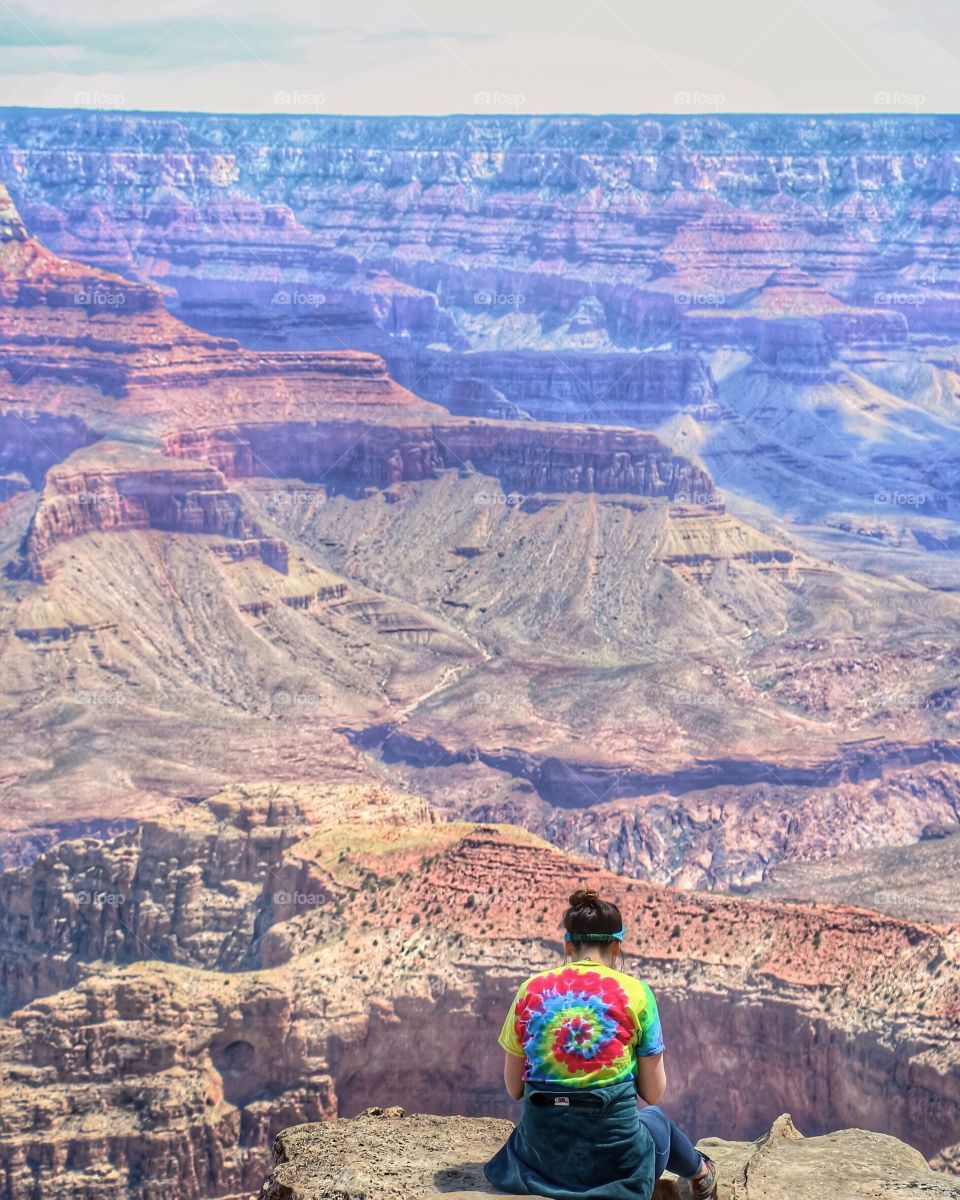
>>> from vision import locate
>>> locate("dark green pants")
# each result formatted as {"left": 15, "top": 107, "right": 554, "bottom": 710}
{"left": 483, "top": 1079, "right": 657, "bottom": 1200}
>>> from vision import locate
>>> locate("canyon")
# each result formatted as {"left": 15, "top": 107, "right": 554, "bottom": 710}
{"left": 3, "top": 112, "right": 960, "bottom": 587}
{"left": 1, "top": 112, "right": 960, "bottom": 1200}
{"left": 1, "top": 173, "right": 960, "bottom": 892}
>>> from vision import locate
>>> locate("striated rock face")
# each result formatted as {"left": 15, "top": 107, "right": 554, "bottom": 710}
{"left": 17, "top": 453, "right": 269, "bottom": 581}
{"left": 388, "top": 350, "right": 722, "bottom": 425}
{"left": 2, "top": 184, "right": 960, "bottom": 898}
{"left": 6, "top": 113, "right": 960, "bottom": 355}
{"left": 6, "top": 113, "right": 960, "bottom": 583}
{"left": 260, "top": 1108, "right": 960, "bottom": 1200}
{"left": 0, "top": 792, "right": 337, "bottom": 1013}
{"left": 165, "top": 418, "right": 711, "bottom": 499}
{"left": 0, "top": 175, "right": 707, "bottom": 511}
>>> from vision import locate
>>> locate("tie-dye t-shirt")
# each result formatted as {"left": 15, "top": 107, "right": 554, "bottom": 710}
{"left": 498, "top": 961, "right": 664, "bottom": 1088}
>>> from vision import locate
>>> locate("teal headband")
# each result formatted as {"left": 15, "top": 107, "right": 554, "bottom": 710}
{"left": 563, "top": 928, "right": 625, "bottom": 943}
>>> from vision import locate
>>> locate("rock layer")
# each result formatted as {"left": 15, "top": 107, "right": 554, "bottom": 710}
{"left": 165, "top": 419, "right": 711, "bottom": 499}
{"left": 16, "top": 450, "right": 282, "bottom": 581}
{"left": 388, "top": 350, "right": 722, "bottom": 425}
{"left": 5, "top": 112, "right": 960, "bottom": 582}
{"left": 2, "top": 181, "right": 960, "bottom": 897}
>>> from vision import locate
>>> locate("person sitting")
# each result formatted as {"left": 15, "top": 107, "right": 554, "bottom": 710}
{"left": 484, "top": 887, "right": 718, "bottom": 1200}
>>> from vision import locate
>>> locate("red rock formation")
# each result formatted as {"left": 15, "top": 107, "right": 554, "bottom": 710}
{"left": 2, "top": 180, "right": 708, "bottom": 513}
{"left": 164, "top": 418, "right": 712, "bottom": 499}
{"left": 9, "top": 114, "right": 960, "bottom": 578}
{"left": 16, "top": 450, "right": 286, "bottom": 581}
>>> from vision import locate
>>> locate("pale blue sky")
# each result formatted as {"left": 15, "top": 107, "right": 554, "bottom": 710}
{"left": 0, "top": 0, "right": 957, "bottom": 114}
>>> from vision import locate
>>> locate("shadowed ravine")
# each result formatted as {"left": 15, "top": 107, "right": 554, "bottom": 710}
{"left": 349, "top": 723, "right": 960, "bottom": 803}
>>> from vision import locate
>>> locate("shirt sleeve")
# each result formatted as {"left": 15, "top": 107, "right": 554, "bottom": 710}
{"left": 635, "top": 981, "right": 665, "bottom": 1057}
{"left": 497, "top": 986, "right": 525, "bottom": 1057}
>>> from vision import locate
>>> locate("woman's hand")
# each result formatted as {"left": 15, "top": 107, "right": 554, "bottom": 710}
{"left": 637, "top": 1053, "right": 667, "bottom": 1105}
{"left": 503, "top": 1050, "right": 526, "bottom": 1100}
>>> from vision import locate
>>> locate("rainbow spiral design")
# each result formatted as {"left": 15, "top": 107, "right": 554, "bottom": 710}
{"left": 514, "top": 966, "right": 633, "bottom": 1084}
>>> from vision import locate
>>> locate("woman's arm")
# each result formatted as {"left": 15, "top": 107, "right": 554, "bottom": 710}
{"left": 637, "top": 1053, "right": 667, "bottom": 1105}
{"left": 503, "top": 1051, "right": 526, "bottom": 1100}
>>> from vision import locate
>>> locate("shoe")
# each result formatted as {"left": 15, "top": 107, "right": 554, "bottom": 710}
{"left": 689, "top": 1153, "right": 718, "bottom": 1199}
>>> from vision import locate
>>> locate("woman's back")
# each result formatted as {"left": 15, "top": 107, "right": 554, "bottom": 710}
{"left": 499, "top": 960, "right": 664, "bottom": 1089}
{"left": 484, "top": 887, "right": 717, "bottom": 1200}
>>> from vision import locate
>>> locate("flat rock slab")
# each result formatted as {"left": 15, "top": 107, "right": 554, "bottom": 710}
{"left": 260, "top": 1109, "right": 960, "bottom": 1200}
{"left": 263, "top": 1109, "right": 522, "bottom": 1200}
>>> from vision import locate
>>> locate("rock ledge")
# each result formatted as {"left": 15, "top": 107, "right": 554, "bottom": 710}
{"left": 260, "top": 1107, "right": 960, "bottom": 1200}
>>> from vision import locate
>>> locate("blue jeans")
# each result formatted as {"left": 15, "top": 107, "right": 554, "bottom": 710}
{"left": 637, "top": 1105, "right": 703, "bottom": 1180}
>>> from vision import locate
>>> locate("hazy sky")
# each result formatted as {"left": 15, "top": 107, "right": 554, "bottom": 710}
{"left": 0, "top": 0, "right": 957, "bottom": 114}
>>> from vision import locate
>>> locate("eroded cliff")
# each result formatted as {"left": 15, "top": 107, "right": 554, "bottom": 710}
{"left": 4, "top": 112, "right": 960, "bottom": 586}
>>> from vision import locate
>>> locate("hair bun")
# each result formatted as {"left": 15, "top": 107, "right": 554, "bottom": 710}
{"left": 569, "top": 887, "right": 601, "bottom": 907}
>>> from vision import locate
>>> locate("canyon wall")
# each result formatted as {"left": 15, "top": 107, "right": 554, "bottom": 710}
{"left": 165, "top": 418, "right": 712, "bottom": 498}
{"left": 4, "top": 113, "right": 960, "bottom": 351}
{"left": 2, "top": 180, "right": 960, "bottom": 899}
{"left": 4, "top": 113, "right": 960, "bottom": 386}
{"left": 4, "top": 111, "right": 960, "bottom": 579}
{"left": 14, "top": 452, "right": 296, "bottom": 581}
{"left": 388, "top": 349, "right": 722, "bottom": 424}
{"left": 1, "top": 132, "right": 960, "bottom": 1200}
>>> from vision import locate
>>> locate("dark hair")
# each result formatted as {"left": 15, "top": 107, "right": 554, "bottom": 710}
{"left": 563, "top": 888, "right": 623, "bottom": 947}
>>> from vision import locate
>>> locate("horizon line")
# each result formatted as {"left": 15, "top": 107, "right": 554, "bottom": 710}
{"left": 0, "top": 105, "right": 956, "bottom": 120}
